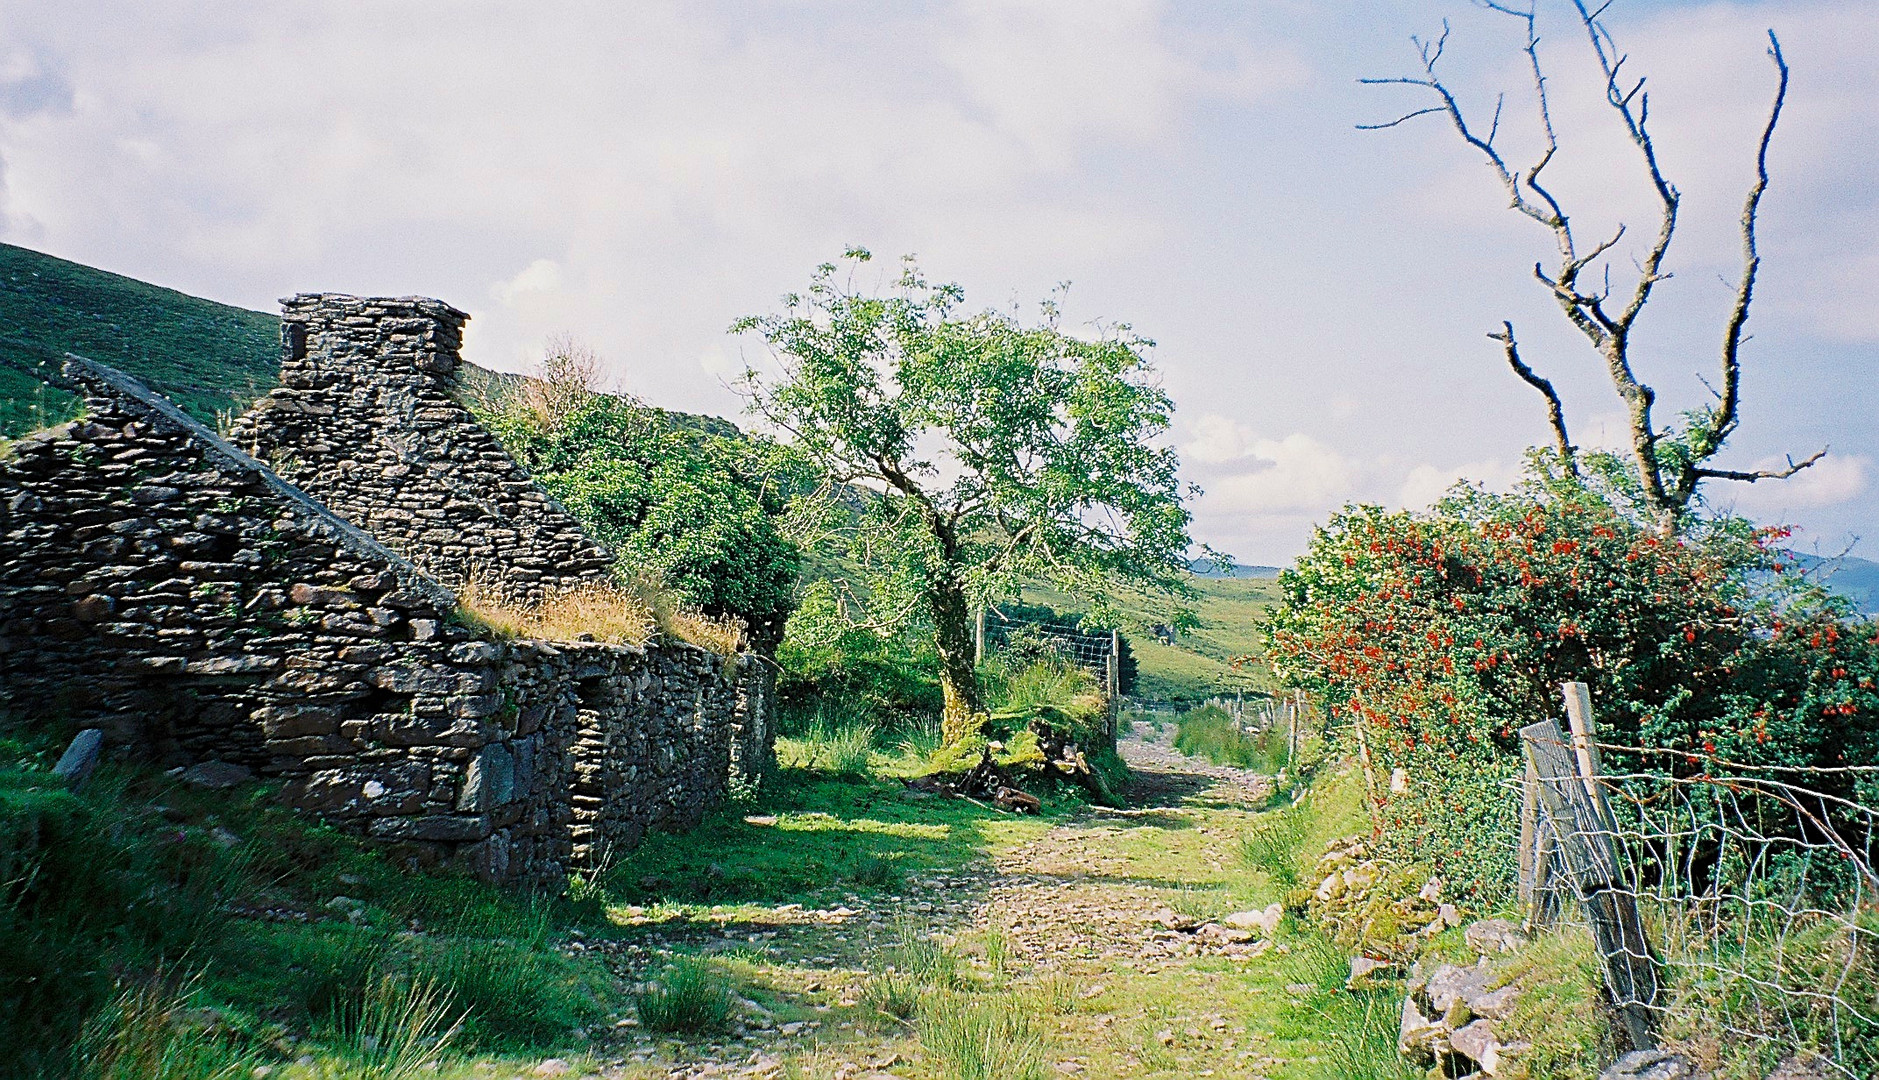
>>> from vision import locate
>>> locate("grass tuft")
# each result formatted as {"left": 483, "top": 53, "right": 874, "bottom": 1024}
{"left": 918, "top": 995, "right": 1051, "bottom": 1080}
{"left": 1028, "top": 973, "right": 1078, "bottom": 1016}
{"left": 634, "top": 957, "right": 733, "bottom": 1034}
{"left": 859, "top": 971, "right": 924, "bottom": 1026}
{"left": 75, "top": 978, "right": 251, "bottom": 1080}
{"left": 882, "top": 919, "right": 963, "bottom": 988}
{"left": 776, "top": 715, "right": 877, "bottom": 778}
{"left": 316, "top": 973, "right": 464, "bottom": 1080}
{"left": 1239, "top": 807, "right": 1309, "bottom": 891}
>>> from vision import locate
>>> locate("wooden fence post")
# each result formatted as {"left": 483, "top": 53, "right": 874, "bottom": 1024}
{"left": 1520, "top": 714, "right": 1660, "bottom": 1051}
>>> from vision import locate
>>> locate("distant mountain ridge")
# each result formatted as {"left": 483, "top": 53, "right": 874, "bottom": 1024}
{"left": 1189, "top": 558, "right": 1280, "bottom": 579}
{"left": 1789, "top": 552, "right": 1879, "bottom": 616}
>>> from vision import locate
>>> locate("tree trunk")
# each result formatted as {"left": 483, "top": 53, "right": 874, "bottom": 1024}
{"left": 928, "top": 567, "right": 986, "bottom": 745}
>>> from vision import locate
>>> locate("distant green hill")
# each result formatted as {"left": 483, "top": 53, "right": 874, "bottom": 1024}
{"left": 0, "top": 242, "right": 279, "bottom": 436}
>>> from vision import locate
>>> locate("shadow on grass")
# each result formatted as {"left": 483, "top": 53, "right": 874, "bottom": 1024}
{"left": 603, "top": 767, "right": 1042, "bottom": 909}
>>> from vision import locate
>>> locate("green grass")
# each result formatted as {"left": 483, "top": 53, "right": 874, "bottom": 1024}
{"left": 918, "top": 996, "right": 1052, "bottom": 1080}
{"left": 775, "top": 715, "right": 877, "bottom": 777}
{"left": 0, "top": 241, "right": 279, "bottom": 436}
{"left": 1238, "top": 806, "right": 1310, "bottom": 891}
{"left": 602, "top": 764, "right": 1071, "bottom": 907}
{"left": 314, "top": 974, "right": 464, "bottom": 1079}
{"left": 1021, "top": 576, "right": 1278, "bottom": 704}
{"left": 634, "top": 957, "right": 734, "bottom": 1034}
{"left": 0, "top": 728, "right": 621, "bottom": 1076}
{"left": 1174, "top": 703, "right": 1290, "bottom": 773}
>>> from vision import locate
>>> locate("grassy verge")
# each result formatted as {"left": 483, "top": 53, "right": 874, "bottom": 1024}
{"left": 0, "top": 728, "right": 621, "bottom": 1078}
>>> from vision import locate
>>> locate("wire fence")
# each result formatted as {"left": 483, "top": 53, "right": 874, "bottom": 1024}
{"left": 979, "top": 611, "right": 1117, "bottom": 683}
{"left": 1521, "top": 718, "right": 1878, "bottom": 1076}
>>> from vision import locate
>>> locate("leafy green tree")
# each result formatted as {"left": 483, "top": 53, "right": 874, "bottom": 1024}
{"left": 734, "top": 250, "right": 1195, "bottom": 742}
{"left": 481, "top": 344, "right": 800, "bottom": 646}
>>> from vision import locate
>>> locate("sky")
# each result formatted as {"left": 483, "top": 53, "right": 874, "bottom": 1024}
{"left": 1, "top": 0, "right": 1873, "bottom": 565}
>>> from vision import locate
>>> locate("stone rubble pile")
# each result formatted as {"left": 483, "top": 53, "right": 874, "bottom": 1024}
{"left": 1307, "top": 834, "right": 1461, "bottom": 959}
{"left": 1396, "top": 939, "right": 1527, "bottom": 1078}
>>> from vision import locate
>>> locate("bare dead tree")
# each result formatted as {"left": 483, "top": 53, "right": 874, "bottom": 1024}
{"left": 1360, "top": 0, "right": 1824, "bottom": 532}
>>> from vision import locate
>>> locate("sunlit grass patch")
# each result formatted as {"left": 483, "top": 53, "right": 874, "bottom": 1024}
{"left": 775, "top": 716, "right": 877, "bottom": 777}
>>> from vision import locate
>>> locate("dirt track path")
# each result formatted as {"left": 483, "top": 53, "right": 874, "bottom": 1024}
{"left": 596, "top": 724, "right": 1319, "bottom": 1080}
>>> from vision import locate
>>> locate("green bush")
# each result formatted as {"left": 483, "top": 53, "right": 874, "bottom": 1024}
{"left": 1268, "top": 457, "right": 1879, "bottom": 900}
{"left": 483, "top": 384, "right": 800, "bottom": 644}
{"left": 775, "top": 579, "right": 943, "bottom": 735}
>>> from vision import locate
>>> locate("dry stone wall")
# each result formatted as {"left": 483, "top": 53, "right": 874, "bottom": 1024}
{"left": 0, "top": 341, "right": 772, "bottom": 887}
{"left": 228, "top": 294, "right": 612, "bottom": 606}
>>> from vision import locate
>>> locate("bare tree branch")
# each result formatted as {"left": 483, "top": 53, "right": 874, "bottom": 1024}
{"left": 1711, "top": 32, "right": 1790, "bottom": 457}
{"left": 1694, "top": 449, "right": 1827, "bottom": 484}
{"left": 1363, "top": 3, "right": 1810, "bottom": 532}
{"left": 1491, "top": 321, "right": 1577, "bottom": 475}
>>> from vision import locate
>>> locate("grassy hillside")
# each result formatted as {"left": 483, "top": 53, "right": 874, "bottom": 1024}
{"left": 1022, "top": 575, "right": 1277, "bottom": 703}
{"left": 0, "top": 242, "right": 280, "bottom": 436}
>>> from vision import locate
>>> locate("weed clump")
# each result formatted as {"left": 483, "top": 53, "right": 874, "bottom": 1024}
{"left": 315, "top": 974, "right": 463, "bottom": 1079}
{"left": 1239, "top": 807, "right": 1308, "bottom": 891}
{"left": 882, "top": 920, "right": 962, "bottom": 989}
{"left": 859, "top": 971, "right": 923, "bottom": 1025}
{"left": 918, "top": 996, "right": 1051, "bottom": 1080}
{"left": 75, "top": 979, "right": 252, "bottom": 1080}
{"left": 634, "top": 957, "right": 733, "bottom": 1034}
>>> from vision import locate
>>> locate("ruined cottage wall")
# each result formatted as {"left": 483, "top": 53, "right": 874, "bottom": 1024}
{"left": 228, "top": 294, "right": 612, "bottom": 607}
{"left": 0, "top": 361, "right": 754, "bottom": 886}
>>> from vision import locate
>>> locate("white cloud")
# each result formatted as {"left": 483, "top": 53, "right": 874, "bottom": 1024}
{"left": 1181, "top": 413, "right": 1260, "bottom": 465}
{"left": 490, "top": 258, "right": 562, "bottom": 305}
{"left": 1398, "top": 459, "right": 1522, "bottom": 510}
{"left": 1716, "top": 453, "right": 1870, "bottom": 516}
{"left": 1202, "top": 433, "right": 1358, "bottom": 515}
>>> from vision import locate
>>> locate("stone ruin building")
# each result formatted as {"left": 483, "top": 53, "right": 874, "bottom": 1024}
{"left": 0, "top": 294, "right": 773, "bottom": 886}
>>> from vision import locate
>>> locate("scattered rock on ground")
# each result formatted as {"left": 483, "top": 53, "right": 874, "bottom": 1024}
{"left": 1765, "top": 1056, "right": 1833, "bottom": 1080}
{"left": 1464, "top": 918, "right": 1529, "bottom": 956}
{"left": 1222, "top": 903, "right": 1285, "bottom": 936}
{"left": 1599, "top": 1050, "right": 1708, "bottom": 1080}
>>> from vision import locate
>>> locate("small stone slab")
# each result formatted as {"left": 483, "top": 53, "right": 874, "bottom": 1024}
{"left": 1450, "top": 1019, "right": 1502, "bottom": 1074}
{"left": 1464, "top": 917, "right": 1529, "bottom": 955}
{"left": 1599, "top": 1050, "right": 1708, "bottom": 1080}
{"left": 52, "top": 729, "right": 104, "bottom": 790}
